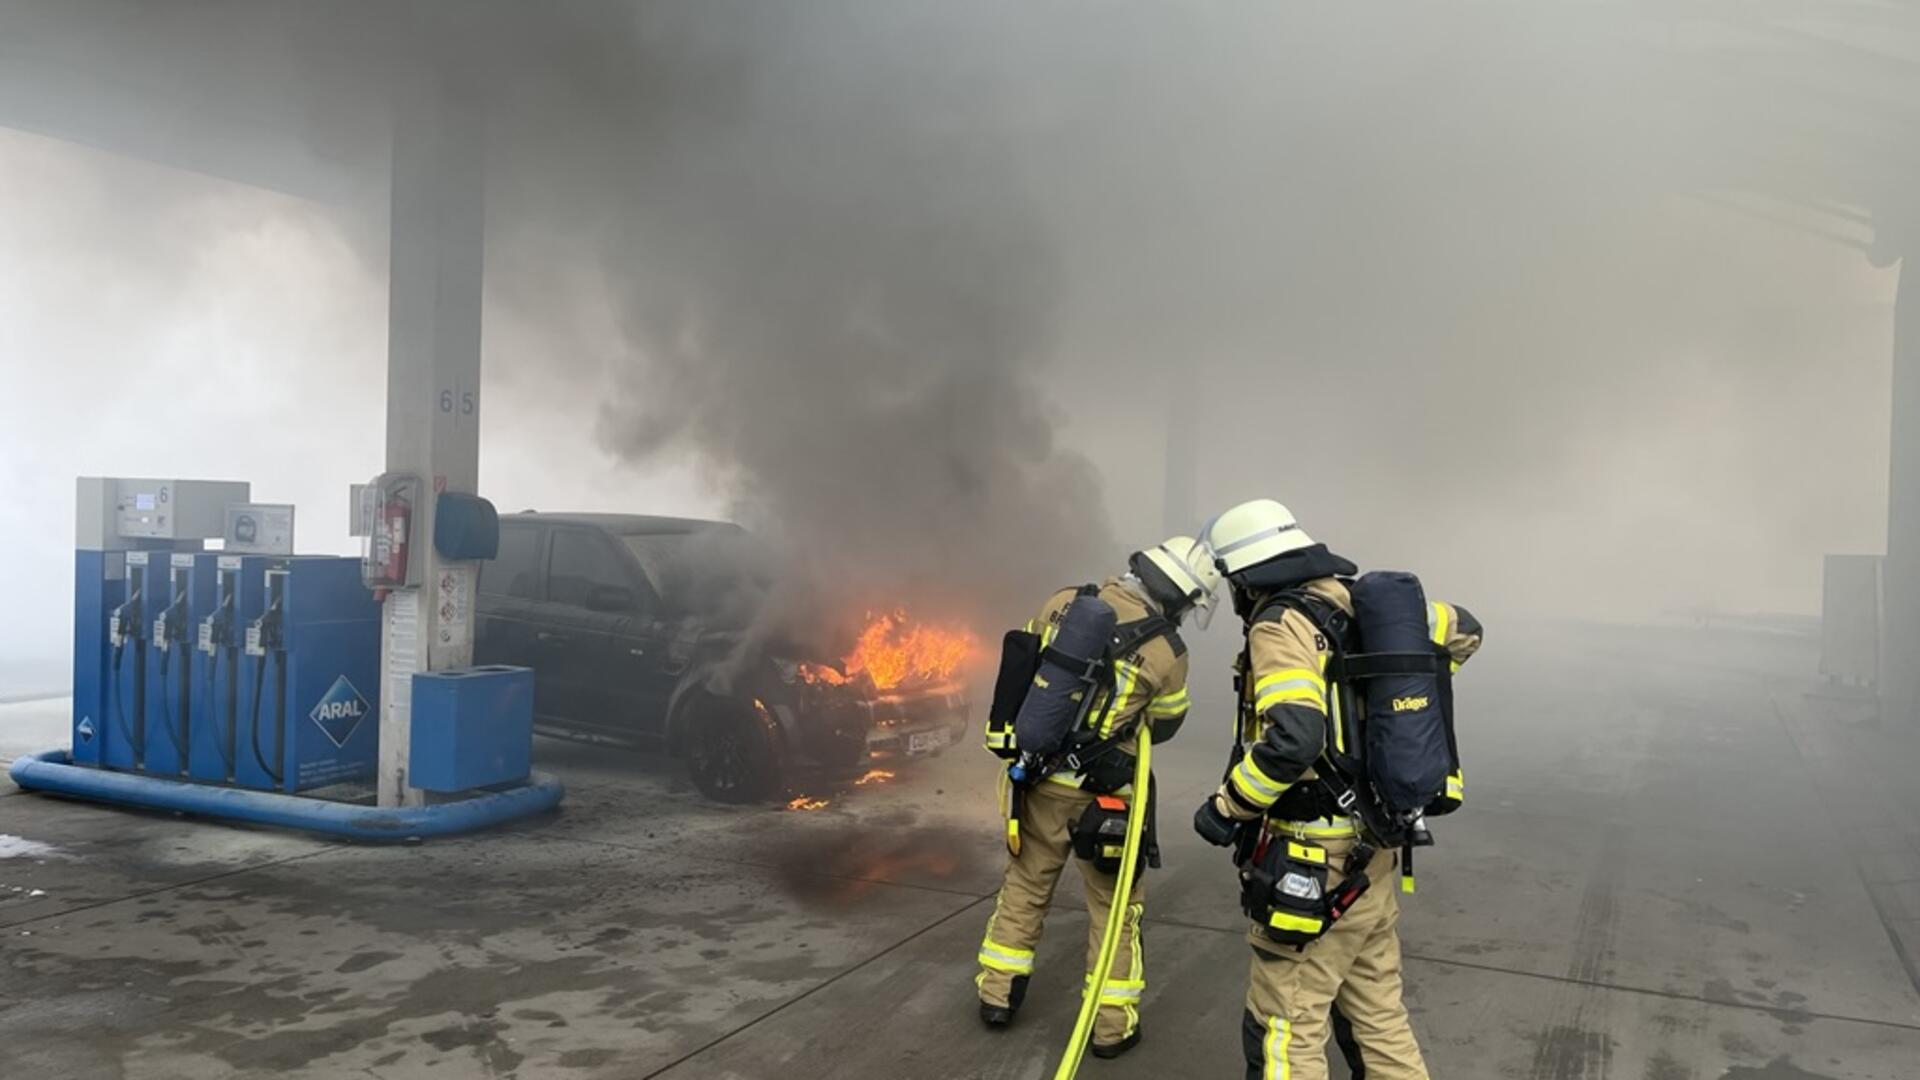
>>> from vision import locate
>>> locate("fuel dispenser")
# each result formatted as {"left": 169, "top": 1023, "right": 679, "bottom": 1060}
{"left": 75, "top": 479, "right": 248, "bottom": 772}
{"left": 233, "top": 557, "right": 381, "bottom": 792}
{"left": 188, "top": 554, "right": 264, "bottom": 783}
{"left": 140, "top": 553, "right": 215, "bottom": 776}
{"left": 26, "top": 475, "right": 564, "bottom": 839}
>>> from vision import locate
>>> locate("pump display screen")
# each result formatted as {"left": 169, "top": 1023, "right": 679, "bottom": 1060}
{"left": 135, "top": 493, "right": 155, "bottom": 511}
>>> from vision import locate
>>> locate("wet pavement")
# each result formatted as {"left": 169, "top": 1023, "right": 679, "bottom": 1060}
{"left": 2, "top": 620, "right": 1918, "bottom": 1079}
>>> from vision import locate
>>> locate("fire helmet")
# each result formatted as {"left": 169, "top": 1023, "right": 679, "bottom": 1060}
{"left": 1133, "top": 535, "right": 1222, "bottom": 627}
{"left": 1200, "top": 499, "right": 1317, "bottom": 577}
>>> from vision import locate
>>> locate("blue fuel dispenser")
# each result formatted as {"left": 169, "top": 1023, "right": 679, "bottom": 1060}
{"left": 189, "top": 554, "right": 261, "bottom": 783}
{"left": 25, "top": 476, "right": 564, "bottom": 840}
{"left": 142, "top": 553, "right": 214, "bottom": 776}
{"left": 235, "top": 557, "right": 381, "bottom": 792}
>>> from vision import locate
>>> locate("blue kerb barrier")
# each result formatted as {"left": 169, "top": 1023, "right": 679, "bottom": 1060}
{"left": 8, "top": 749, "right": 564, "bottom": 840}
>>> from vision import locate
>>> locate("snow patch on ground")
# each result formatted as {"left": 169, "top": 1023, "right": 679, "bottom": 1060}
{"left": 0, "top": 834, "right": 61, "bottom": 859}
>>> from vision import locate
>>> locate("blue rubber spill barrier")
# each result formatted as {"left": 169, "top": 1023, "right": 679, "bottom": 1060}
{"left": 8, "top": 749, "right": 565, "bottom": 841}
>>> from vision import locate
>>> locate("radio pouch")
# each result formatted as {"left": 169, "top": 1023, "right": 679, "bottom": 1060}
{"left": 1071, "top": 795, "right": 1136, "bottom": 878}
{"left": 1241, "top": 838, "right": 1373, "bottom": 948}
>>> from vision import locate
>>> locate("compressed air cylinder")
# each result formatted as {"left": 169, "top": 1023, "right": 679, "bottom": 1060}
{"left": 1012, "top": 593, "right": 1117, "bottom": 757}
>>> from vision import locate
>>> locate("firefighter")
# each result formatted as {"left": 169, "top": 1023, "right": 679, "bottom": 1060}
{"left": 1191, "top": 499, "right": 1482, "bottom": 1080}
{"left": 975, "top": 537, "right": 1219, "bottom": 1059}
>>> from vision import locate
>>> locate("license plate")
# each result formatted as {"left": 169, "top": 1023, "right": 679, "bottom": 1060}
{"left": 907, "top": 729, "right": 949, "bottom": 755}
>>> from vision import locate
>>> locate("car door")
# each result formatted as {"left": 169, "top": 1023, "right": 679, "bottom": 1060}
{"left": 605, "top": 533, "right": 684, "bottom": 741}
{"left": 474, "top": 522, "right": 549, "bottom": 713}
{"left": 533, "top": 527, "right": 646, "bottom": 733}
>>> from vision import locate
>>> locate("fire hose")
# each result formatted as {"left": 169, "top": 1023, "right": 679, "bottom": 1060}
{"left": 1047, "top": 731, "right": 1152, "bottom": 1080}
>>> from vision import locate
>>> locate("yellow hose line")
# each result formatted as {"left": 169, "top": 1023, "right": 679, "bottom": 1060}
{"left": 1049, "top": 736, "right": 1152, "bottom": 1080}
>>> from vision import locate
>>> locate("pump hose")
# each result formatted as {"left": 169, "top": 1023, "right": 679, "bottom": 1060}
{"left": 111, "top": 641, "right": 133, "bottom": 751}
{"left": 248, "top": 651, "right": 283, "bottom": 785}
{"left": 1048, "top": 732, "right": 1152, "bottom": 1080}
{"left": 157, "top": 641, "right": 188, "bottom": 763}
{"left": 207, "top": 646, "right": 235, "bottom": 773}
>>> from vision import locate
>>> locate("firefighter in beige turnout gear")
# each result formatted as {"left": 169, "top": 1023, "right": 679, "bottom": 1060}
{"left": 1192, "top": 500, "right": 1482, "bottom": 1080}
{"left": 976, "top": 538, "right": 1217, "bottom": 1059}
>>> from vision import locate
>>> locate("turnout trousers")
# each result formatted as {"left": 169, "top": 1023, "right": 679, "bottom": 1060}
{"left": 977, "top": 778, "right": 1145, "bottom": 1046}
{"left": 1243, "top": 834, "right": 1426, "bottom": 1080}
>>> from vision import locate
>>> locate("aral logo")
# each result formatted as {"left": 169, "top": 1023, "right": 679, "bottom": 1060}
{"left": 1391, "top": 695, "right": 1430, "bottom": 713}
{"left": 310, "top": 676, "right": 371, "bottom": 748}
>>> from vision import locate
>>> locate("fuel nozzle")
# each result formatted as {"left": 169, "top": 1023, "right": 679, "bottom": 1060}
{"left": 109, "top": 588, "right": 144, "bottom": 649}
{"left": 153, "top": 592, "right": 189, "bottom": 648}
{"left": 245, "top": 595, "right": 284, "bottom": 658}
{"left": 199, "top": 592, "right": 235, "bottom": 655}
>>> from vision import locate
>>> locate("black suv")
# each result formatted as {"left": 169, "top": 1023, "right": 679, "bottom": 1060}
{"left": 473, "top": 512, "right": 969, "bottom": 801}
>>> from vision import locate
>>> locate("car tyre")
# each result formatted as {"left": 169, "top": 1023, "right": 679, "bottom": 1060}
{"left": 685, "top": 696, "right": 781, "bottom": 803}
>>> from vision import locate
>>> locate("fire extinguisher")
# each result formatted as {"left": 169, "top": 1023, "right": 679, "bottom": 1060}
{"left": 362, "top": 474, "right": 419, "bottom": 599}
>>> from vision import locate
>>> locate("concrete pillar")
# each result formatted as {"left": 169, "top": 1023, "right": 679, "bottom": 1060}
{"left": 377, "top": 70, "right": 485, "bottom": 807}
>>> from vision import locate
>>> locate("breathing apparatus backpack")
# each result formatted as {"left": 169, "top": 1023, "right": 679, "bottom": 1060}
{"left": 986, "top": 584, "right": 1177, "bottom": 858}
{"left": 1244, "top": 571, "right": 1462, "bottom": 892}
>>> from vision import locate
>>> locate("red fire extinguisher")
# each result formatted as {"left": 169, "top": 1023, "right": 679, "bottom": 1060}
{"left": 363, "top": 474, "right": 419, "bottom": 600}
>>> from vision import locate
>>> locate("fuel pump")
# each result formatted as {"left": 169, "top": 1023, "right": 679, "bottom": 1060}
{"left": 193, "top": 560, "right": 242, "bottom": 781}
{"left": 109, "top": 552, "right": 151, "bottom": 770}
{"left": 145, "top": 556, "right": 195, "bottom": 774}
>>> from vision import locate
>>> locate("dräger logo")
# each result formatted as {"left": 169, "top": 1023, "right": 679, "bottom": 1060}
{"left": 1392, "top": 695, "right": 1430, "bottom": 712}
{"left": 310, "top": 675, "right": 372, "bottom": 748}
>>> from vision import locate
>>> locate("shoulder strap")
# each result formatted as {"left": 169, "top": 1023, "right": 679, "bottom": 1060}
{"left": 1110, "top": 614, "right": 1175, "bottom": 659}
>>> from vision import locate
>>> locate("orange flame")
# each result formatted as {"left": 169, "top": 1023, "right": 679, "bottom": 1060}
{"left": 786, "top": 796, "right": 830, "bottom": 811}
{"left": 853, "top": 769, "right": 895, "bottom": 786}
{"left": 796, "top": 611, "right": 977, "bottom": 690}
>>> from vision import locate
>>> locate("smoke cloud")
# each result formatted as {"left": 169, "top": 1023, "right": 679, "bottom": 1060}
{"left": 2, "top": 0, "right": 1914, "bottom": 682}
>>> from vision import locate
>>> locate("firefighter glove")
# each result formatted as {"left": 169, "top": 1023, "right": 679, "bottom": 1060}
{"left": 1193, "top": 795, "right": 1239, "bottom": 847}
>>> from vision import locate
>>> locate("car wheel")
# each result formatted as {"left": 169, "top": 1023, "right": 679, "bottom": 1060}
{"left": 684, "top": 697, "right": 781, "bottom": 803}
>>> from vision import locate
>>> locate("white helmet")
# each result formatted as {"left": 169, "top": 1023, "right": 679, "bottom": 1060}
{"left": 1135, "top": 535, "right": 1222, "bottom": 627}
{"left": 1201, "top": 499, "right": 1317, "bottom": 577}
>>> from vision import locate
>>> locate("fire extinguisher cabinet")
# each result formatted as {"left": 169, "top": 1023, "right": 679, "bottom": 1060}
{"left": 408, "top": 666, "right": 535, "bottom": 793}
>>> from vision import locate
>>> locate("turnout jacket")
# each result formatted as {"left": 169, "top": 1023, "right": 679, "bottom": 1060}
{"left": 1218, "top": 575, "right": 1483, "bottom": 821}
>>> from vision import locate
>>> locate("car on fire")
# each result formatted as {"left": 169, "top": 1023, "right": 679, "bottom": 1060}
{"left": 473, "top": 512, "right": 971, "bottom": 802}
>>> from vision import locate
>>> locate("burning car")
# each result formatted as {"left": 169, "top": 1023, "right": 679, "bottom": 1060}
{"left": 473, "top": 512, "right": 974, "bottom": 802}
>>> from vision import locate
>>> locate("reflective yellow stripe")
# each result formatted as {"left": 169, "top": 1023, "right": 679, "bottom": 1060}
{"left": 1285, "top": 841, "right": 1326, "bottom": 865}
{"left": 1102, "top": 660, "right": 1144, "bottom": 736}
{"left": 1255, "top": 685, "right": 1327, "bottom": 713}
{"left": 1445, "top": 770, "right": 1464, "bottom": 800}
{"left": 1268, "top": 817, "right": 1359, "bottom": 840}
{"left": 1148, "top": 686, "right": 1190, "bottom": 717}
{"left": 1265, "top": 1016, "right": 1292, "bottom": 1080}
{"left": 1254, "top": 669, "right": 1326, "bottom": 696}
{"left": 1428, "top": 601, "right": 1451, "bottom": 647}
{"left": 1089, "top": 974, "right": 1145, "bottom": 1004}
{"left": 1268, "top": 910, "right": 1325, "bottom": 935}
{"left": 1230, "top": 756, "right": 1289, "bottom": 805}
{"left": 984, "top": 729, "right": 1013, "bottom": 749}
{"left": 978, "top": 939, "right": 1035, "bottom": 975}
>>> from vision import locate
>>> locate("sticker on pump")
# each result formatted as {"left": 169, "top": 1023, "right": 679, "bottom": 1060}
{"left": 197, "top": 622, "right": 214, "bottom": 653}
{"left": 310, "top": 676, "right": 372, "bottom": 749}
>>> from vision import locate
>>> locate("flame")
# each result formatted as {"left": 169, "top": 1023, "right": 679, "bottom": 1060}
{"left": 853, "top": 769, "right": 895, "bottom": 786}
{"left": 786, "top": 796, "right": 830, "bottom": 811}
{"left": 797, "top": 612, "right": 979, "bottom": 690}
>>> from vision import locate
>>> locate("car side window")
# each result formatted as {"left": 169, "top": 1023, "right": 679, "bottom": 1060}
{"left": 479, "top": 525, "right": 542, "bottom": 600}
{"left": 547, "top": 529, "right": 641, "bottom": 610}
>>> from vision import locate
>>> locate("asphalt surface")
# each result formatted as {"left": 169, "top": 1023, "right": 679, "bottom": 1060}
{"left": 2, "top": 619, "right": 1919, "bottom": 1079}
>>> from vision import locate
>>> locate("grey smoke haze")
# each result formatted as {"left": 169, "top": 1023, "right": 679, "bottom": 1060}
{"left": 1, "top": 0, "right": 1913, "bottom": 689}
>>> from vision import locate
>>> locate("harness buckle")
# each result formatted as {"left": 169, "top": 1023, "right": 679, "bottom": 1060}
{"left": 1333, "top": 788, "right": 1358, "bottom": 813}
